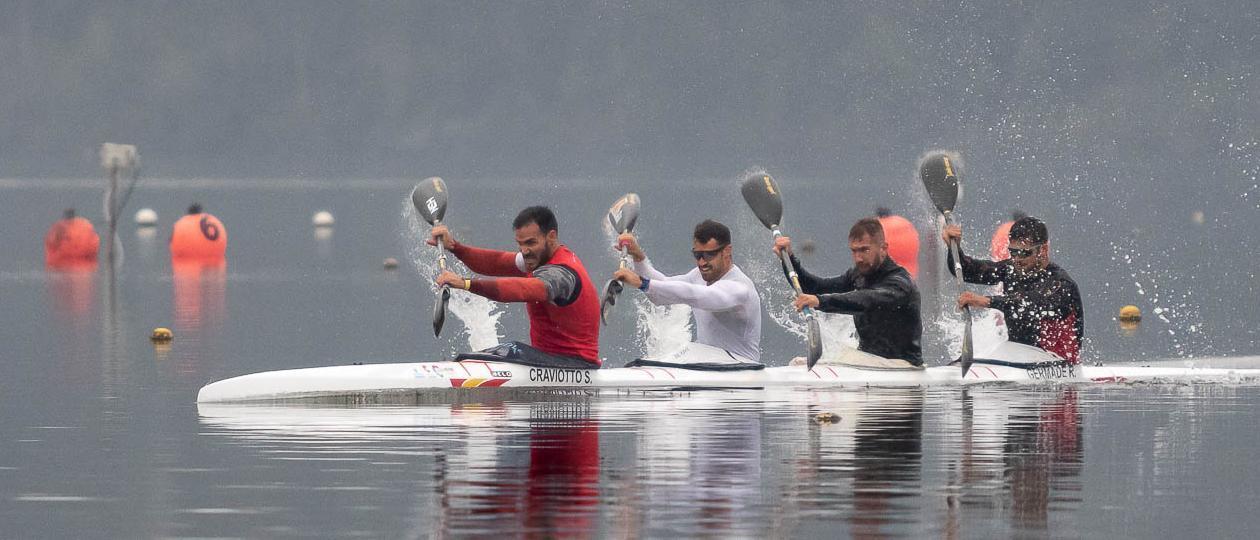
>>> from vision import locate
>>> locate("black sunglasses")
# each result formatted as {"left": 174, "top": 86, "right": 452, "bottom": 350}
{"left": 1008, "top": 245, "right": 1043, "bottom": 259}
{"left": 692, "top": 244, "right": 728, "bottom": 261}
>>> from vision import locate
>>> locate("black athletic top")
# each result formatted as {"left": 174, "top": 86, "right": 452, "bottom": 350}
{"left": 947, "top": 247, "right": 1084, "bottom": 363}
{"left": 785, "top": 255, "right": 923, "bottom": 365}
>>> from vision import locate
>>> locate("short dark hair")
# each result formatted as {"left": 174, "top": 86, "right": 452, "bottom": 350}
{"left": 849, "top": 217, "right": 885, "bottom": 242}
{"left": 693, "top": 219, "right": 731, "bottom": 245}
{"left": 512, "top": 206, "right": 558, "bottom": 234}
{"left": 1009, "top": 216, "right": 1048, "bottom": 244}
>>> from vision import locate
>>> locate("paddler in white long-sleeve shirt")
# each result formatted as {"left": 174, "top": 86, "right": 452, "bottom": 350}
{"left": 612, "top": 219, "right": 762, "bottom": 365}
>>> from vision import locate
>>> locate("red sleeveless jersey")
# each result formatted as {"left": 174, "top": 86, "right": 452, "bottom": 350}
{"left": 527, "top": 245, "right": 601, "bottom": 364}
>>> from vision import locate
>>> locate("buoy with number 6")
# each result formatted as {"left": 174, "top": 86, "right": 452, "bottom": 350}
{"left": 170, "top": 203, "right": 227, "bottom": 262}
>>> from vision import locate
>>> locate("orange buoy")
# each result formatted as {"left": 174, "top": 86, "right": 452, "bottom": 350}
{"left": 991, "top": 220, "right": 1014, "bottom": 260}
{"left": 876, "top": 208, "right": 920, "bottom": 279}
{"left": 170, "top": 204, "right": 227, "bottom": 262}
{"left": 991, "top": 211, "right": 1046, "bottom": 261}
{"left": 44, "top": 209, "right": 100, "bottom": 269}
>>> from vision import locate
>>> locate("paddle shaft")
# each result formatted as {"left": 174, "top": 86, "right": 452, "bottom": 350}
{"left": 942, "top": 210, "right": 975, "bottom": 372}
{"left": 773, "top": 228, "right": 817, "bottom": 318}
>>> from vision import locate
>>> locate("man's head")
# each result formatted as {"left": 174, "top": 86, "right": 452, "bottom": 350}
{"left": 692, "top": 219, "right": 733, "bottom": 284}
{"left": 512, "top": 206, "right": 560, "bottom": 272}
{"left": 1007, "top": 216, "right": 1050, "bottom": 273}
{"left": 849, "top": 217, "right": 889, "bottom": 276}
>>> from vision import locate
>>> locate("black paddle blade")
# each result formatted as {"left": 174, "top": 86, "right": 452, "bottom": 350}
{"left": 607, "top": 193, "right": 641, "bottom": 234}
{"left": 411, "top": 176, "right": 449, "bottom": 225}
{"left": 740, "top": 172, "right": 784, "bottom": 230}
{"left": 599, "top": 278, "right": 625, "bottom": 325}
{"left": 918, "top": 152, "right": 961, "bottom": 214}
{"left": 432, "top": 286, "right": 450, "bottom": 337}
{"left": 805, "top": 315, "right": 824, "bottom": 369}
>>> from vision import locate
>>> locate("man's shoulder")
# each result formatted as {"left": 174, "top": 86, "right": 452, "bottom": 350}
{"left": 1045, "top": 263, "right": 1080, "bottom": 290}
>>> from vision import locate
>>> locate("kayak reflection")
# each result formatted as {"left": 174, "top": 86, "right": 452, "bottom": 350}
{"left": 195, "top": 387, "right": 1085, "bottom": 537}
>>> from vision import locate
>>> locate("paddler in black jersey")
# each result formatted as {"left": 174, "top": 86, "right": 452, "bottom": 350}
{"left": 773, "top": 217, "right": 923, "bottom": 366}
{"left": 942, "top": 216, "right": 1084, "bottom": 363}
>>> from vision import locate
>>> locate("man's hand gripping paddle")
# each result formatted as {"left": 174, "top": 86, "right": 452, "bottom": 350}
{"left": 411, "top": 177, "right": 451, "bottom": 337}
{"left": 919, "top": 153, "right": 975, "bottom": 376}
{"left": 740, "top": 173, "right": 824, "bottom": 369}
{"left": 599, "top": 193, "right": 640, "bottom": 325}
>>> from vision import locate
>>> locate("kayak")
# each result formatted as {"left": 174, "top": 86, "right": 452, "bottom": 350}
{"left": 195, "top": 342, "right": 1260, "bottom": 403}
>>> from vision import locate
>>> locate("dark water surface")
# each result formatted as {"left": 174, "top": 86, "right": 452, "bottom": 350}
{"left": 3, "top": 179, "right": 1260, "bottom": 538}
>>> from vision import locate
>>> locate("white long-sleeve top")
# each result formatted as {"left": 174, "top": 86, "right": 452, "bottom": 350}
{"left": 634, "top": 258, "right": 762, "bottom": 362}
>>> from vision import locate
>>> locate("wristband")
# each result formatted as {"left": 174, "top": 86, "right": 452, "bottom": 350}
{"left": 638, "top": 277, "right": 650, "bottom": 292}
{"left": 464, "top": 278, "right": 472, "bottom": 290}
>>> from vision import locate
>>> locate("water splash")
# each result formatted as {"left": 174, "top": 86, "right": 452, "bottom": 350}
{"left": 402, "top": 201, "right": 503, "bottom": 353}
{"left": 601, "top": 216, "right": 693, "bottom": 357}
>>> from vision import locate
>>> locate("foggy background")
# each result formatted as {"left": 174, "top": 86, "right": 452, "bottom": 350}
{"left": 2, "top": 0, "right": 1257, "bottom": 355}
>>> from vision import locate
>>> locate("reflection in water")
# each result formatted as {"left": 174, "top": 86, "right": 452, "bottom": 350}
{"left": 945, "top": 387, "right": 1084, "bottom": 537}
{"left": 194, "top": 387, "right": 1095, "bottom": 537}
{"left": 435, "top": 400, "right": 601, "bottom": 537}
{"left": 170, "top": 260, "right": 227, "bottom": 376}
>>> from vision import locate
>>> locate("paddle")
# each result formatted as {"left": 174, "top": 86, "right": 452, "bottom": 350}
{"left": 918, "top": 153, "right": 974, "bottom": 375}
{"left": 599, "top": 193, "right": 641, "bottom": 325}
{"left": 740, "top": 172, "right": 824, "bottom": 369}
{"left": 411, "top": 177, "right": 451, "bottom": 337}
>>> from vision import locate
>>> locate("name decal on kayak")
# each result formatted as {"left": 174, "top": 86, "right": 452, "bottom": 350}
{"left": 1026, "top": 363, "right": 1077, "bottom": 380}
{"left": 529, "top": 368, "right": 593, "bottom": 384}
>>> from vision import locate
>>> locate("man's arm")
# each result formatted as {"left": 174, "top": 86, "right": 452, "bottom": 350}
{"left": 946, "top": 245, "right": 1008, "bottom": 285}
{"left": 645, "top": 278, "right": 752, "bottom": 312}
{"left": 450, "top": 243, "right": 528, "bottom": 277}
{"left": 468, "top": 277, "right": 550, "bottom": 303}
{"left": 631, "top": 257, "right": 671, "bottom": 281}
{"left": 989, "top": 277, "right": 1075, "bottom": 320}
{"left": 814, "top": 278, "right": 913, "bottom": 314}
{"left": 785, "top": 254, "right": 853, "bottom": 294}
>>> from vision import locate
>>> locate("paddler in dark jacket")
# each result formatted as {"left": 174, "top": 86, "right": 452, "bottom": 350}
{"left": 943, "top": 216, "right": 1084, "bottom": 363}
{"left": 774, "top": 217, "right": 923, "bottom": 366}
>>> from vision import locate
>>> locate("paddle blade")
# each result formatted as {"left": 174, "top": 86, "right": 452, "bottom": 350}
{"left": 432, "top": 286, "right": 450, "bottom": 337}
{"left": 805, "top": 315, "right": 824, "bottom": 369}
{"left": 607, "top": 193, "right": 641, "bottom": 234}
{"left": 599, "top": 278, "right": 625, "bottom": 325}
{"left": 918, "top": 152, "right": 961, "bottom": 214}
{"left": 411, "top": 176, "right": 449, "bottom": 225}
{"left": 740, "top": 172, "right": 784, "bottom": 230}
{"left": 959, "top": 306, "right": 974, "bottom": 376}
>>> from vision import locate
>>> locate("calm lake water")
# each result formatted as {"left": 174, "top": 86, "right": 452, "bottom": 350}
{"left": 3, "top": 178, "right": 1259, "bottom": 538}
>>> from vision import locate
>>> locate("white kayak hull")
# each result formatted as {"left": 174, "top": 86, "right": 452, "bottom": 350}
{"left": 196, "top": 343, "right": 1260, "bottom": 403}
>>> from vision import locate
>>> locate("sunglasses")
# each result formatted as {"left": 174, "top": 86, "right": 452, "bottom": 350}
{"left": 692, "top": 244, "right": 728, "bottom": 261}
{"left": 1008, "top": 245, "right": 1043, "bottom": 259}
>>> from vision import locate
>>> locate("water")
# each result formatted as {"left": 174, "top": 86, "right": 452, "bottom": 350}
{"left": 3, "top": 179, "right": 1260, "bottom": 537}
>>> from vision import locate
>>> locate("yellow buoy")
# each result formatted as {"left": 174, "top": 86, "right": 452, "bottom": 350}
{"left": 150, "top": 327, "right": 173, "bottom": 343}
{"left": 1118, "top": 305, "right": 1141, "bottom": 323}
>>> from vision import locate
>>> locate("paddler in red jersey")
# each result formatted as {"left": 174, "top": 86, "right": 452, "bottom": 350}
{"left": 943, "top": 216, "right": 1085, "bottom": 363}
{"left": 431, "top": 206, "right": 601, "bottom": 368}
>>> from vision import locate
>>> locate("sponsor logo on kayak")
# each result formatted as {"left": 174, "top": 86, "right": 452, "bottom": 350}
{"left": 1026, "top": 362, "right": 1077, "bottom": 380}
{"left": 413, "top": 364, "right": 457, "bottom": 379}
{"left": 490, "top": 370, "right": 513, "bottom": 378}
{"left": 450, "top": 378, "right": 510, "bottom": 388}
{"left": 528, "top": 368, "right": 593, "bottom": 385}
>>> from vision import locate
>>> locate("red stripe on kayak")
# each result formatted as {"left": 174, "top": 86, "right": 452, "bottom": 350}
{"left": 450, "top": 379, "right": 466, "bottom": 388}
{"left": 480, "top": 378, "right": 509, "bottom": 387}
